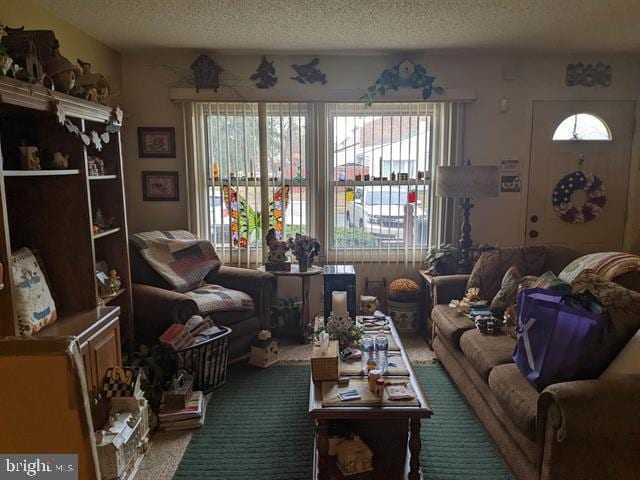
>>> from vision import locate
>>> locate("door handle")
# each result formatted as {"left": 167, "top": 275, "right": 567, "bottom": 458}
{"left": 529, "top": 230, "right": 539, "bottom": 238}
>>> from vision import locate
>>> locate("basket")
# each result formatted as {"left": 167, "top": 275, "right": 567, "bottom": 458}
{"left": 174, "top": 325, "right": 231, "bottom": 393}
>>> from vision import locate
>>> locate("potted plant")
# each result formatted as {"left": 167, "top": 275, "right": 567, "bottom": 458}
{"left": 271, "top": 297, "right": 302, "bottom": 332}
{"left": 314, "top": 315, "right": 364, "bottom": 349}
{"left": 424, "top": 244, "right": 459, "bottom": 275}
{"left": 387, "top": 278, "right": 421, "bottom": 333}
{"left": 287, "top": 233, "right": 320, "bottom": 272}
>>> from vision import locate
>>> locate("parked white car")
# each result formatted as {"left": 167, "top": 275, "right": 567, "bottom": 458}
{"left": 345, "top": 186, "right": 427, "bottom": 230}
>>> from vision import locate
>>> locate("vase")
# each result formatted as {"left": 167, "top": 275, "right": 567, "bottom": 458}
{"left": 298, "top": 258, "right": 309, "bottom": 272}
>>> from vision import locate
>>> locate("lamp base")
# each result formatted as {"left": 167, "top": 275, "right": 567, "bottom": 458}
{"left": 457, "top": 197, "right": 474, "bottom": 274}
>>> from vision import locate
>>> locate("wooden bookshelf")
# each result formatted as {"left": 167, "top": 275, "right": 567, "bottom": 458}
{"left": 0, "top": 77, "right": 132, "bottom": 399}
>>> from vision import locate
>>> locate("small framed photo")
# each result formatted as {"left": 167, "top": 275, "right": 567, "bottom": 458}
{"left": 142, "top": 171, "right": 179, "bottom": 201}
{"left": 138, "top": 127, "right": 176, "bottom": 158}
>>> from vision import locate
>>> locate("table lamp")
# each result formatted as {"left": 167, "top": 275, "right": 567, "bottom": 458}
{"left": 435, "top": 163, "right": 499, "bottom": 273}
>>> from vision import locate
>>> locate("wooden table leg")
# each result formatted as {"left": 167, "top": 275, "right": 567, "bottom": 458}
{"left": 409, "top": 418, "right": 422, "bottom": 480}
{"left": 300, "top": 275, "right": 312, "bottom": 342}
{"left": 317, "top": 419, "right": 330, "bottom": 480}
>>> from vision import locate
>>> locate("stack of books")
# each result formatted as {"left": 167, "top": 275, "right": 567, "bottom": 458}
{"left": 158, "top": 391, "right": 206, "bottom": 431}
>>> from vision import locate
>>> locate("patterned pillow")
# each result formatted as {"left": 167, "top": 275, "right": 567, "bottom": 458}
{"left": 10, "top": 247, "right": 58, "bottom": 335}
{"left": 467, "top": 246, "right": 547, "bottom": 301}
{"left": 186, "top": 284, "right": 254, "bottom": 314}
{"left": 571, "top": 271, "right": 640, "bottom": 377}
{"left": 490, "top": 265, "right": 522, "bottom": 317}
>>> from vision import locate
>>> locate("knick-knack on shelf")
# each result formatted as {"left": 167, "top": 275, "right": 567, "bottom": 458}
{"left": 108, "top": 269, "right": 121, "bottom": 294}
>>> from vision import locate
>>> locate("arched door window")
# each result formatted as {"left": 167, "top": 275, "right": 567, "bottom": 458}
{"left": 552, "top": 113, "right": 612, "bottom": 141}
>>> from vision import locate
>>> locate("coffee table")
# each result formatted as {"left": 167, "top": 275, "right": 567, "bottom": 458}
{"left": 308, "top": 317, "right": 432, "bottom": 480}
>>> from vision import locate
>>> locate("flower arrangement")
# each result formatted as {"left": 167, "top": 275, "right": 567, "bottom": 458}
{"left": 315, "top": 315, "right": 364, "bottom": 349}
{"left": 287, "top": 233, "right": 320, "bottom": 272}
{"left": 387, "top": 278, "right": 420, "bottom": 302}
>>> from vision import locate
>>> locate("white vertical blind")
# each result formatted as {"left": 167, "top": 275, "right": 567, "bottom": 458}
{"left": 185, "top": 101, "right": 464, "bottom": 267}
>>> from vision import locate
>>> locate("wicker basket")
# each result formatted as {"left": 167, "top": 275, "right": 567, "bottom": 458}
{"left": 174, "top": 326, "right": 231, "bottom": 393}
{"left": 311, "top": 340, "right": 339, "bottom": 382}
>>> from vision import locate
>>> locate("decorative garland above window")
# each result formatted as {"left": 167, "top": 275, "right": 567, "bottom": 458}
{"left": 552, "top": 154, "right": 606, "bottom": 224}
{"left": 361, "top": 58, "right": 445, "bottom": 107}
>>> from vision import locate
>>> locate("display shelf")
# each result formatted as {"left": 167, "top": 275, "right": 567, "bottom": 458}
{"left": 103, "top": 289, "right": 125, "bottom": 305}
{"left": 34, "top": 306, "right": 120, "bottom": 344}
{"left": 93, "top": 227, "right": 121, "bottom": 240}
{"left": 89, "top": 175, "right": 118, "bottom": 181}
{"left": 3, "top": 169, "right": 81, "bottom": 177}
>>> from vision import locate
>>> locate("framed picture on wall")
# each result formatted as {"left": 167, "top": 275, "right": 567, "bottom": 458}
{"left": 142, "top": 171, "right": 179, "bottom": 201}
{"left": 138, "top": 127, "right": 176, "bottom": 158}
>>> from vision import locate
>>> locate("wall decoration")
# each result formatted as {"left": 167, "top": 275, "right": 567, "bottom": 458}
{"left": 250, "top": 56, "right": 277, "bottom": 89}
{"left": 222, "top": 185, "right": 290, "bottom": 248}
{"left": 500, "top": 175, "right": 521, "bottom": 193}
{"left": 566, "top": 62, "right": 612, "bottom": 87}
{"left": 290, "top": 58, "right": 327, "bottom": 85}
{"left": 137, "top": 127, "right": 176, "bottom": 158}
{"left": 72, "top": 58, "right": 111, "bottom": 105}
{"left": 190, "top": 54, "right": 222, "bottom": 92}
{"left": 53, "top": 101, "right": 121, "bottom": 150}
{"left": 142, "top": 171, "right": 179, "bottom": 201}
{"left": 552, "top": 155, "right": 606, "bottom": 223}
{"left": 361, "top": 58, "right": 445, "bottom": 106}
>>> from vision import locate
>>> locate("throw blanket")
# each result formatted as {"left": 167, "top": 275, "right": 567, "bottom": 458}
{"left": 559, "top": 252, "right": 640, "bottom": 284}
{"left": 130, "top": 230, "right": 221, "bottom": 292}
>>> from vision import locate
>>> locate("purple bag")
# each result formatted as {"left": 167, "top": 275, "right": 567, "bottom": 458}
{"left": 513, "top": 288, "right": 605, "bottom": 391}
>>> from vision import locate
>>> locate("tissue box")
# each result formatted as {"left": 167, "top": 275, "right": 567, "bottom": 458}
{"left": 311, "top": 340, "right": 339, "bottom": 382}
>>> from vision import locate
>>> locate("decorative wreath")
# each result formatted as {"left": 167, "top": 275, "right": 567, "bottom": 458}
{"left": 552, "top": 171, "right": 606, "bottom": 224}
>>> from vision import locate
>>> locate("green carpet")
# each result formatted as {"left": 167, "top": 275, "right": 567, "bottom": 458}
{"left": 174, "top": 363, "right": 509, "bottom": 479}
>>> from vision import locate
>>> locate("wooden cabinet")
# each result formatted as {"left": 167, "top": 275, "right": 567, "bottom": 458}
{"left": 88, "top": 316, "right": 122, "bottom": 391}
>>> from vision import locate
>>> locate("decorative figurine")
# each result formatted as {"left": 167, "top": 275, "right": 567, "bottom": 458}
{"left": 265, "top": 228, "right": 291, "bottom": 272}
{"left": 72, "top": 58, "right": 111, "bottom": 104}
{"left": 359, "top": 295, "right": 379, "bottom": 315}
{"left": 190, "top": 54, "right": 222, "bottom": 93}
{"left": 19, "top": 146, "right": 40, "bottom": 170}
{"left": 250, "top": 56, "right": 277, "bottom": 89}
{"left": 51, "top": 151, "right": 69, "bottom": 169}
{"left": 248, "top": 330, "right": 279, "bottom": 368}
{"left": 290, "top": 58, "right": 327, "bottom": 85}
{"left": 0, "top": 26, "right": 13, "bottom": 75}
{"left": 44, "top": 49, "right": 81, "bottom": 93}
{"left": 108, "top": 269, "right": 121, "bottom": 294}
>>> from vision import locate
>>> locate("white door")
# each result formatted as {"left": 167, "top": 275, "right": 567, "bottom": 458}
{"left": 526, "top": 101, "right": 635, "bottom": 253}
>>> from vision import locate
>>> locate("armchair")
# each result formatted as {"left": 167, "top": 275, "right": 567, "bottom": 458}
{"left": 130, "top": 239, "right": 276, "bottom": 362}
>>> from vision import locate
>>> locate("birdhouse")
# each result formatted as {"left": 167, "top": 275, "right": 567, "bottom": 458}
{"left": 1, "top": 30, "right": 43, "bottom": 79}
{"left": 336, "top": 435, "right": 373, "bottom": 476}
{"left": 248, "top": 330, "right": 278, "bottom": 368}
{"left": 190, "top": 54, "right": 222, "bottom": 93}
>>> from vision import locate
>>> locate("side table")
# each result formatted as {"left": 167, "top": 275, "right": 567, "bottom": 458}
{"left": 258, "top": 264, "right": 323, "bottom": 343}
{"left": 418, "top": 270, "right": 436, "bottom": 347}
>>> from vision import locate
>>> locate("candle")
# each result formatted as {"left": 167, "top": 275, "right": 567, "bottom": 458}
{"left": 332, "top": 291, "right": 348, "bottom": 318}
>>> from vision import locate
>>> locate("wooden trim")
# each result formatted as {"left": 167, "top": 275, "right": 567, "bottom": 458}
{"left": 0, "top": 77, "right": 113, "bottom": 123}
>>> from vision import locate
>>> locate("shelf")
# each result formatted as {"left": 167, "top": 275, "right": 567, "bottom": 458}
{"left": 34, "top": 306, "right": 120, "bottom": 343}
{"left": 102, "top": 289, "right": 125, "bottom": 305}
{"left": 93, "top": 227, "right": 121, "bottom": 240}
{"left": 89, "top": 175, "right": 118, "bottom": 181}
{"left": 3, "top": 169, "right": 80, "bottom": 177}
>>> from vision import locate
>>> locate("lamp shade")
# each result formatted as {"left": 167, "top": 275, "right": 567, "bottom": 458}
{"left": 435, "top": 165, "right": 499, "bottom": 198}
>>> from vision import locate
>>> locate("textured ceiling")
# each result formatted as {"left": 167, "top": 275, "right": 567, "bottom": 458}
{"left": 35, "top": 0, "right": 640, "bottom": 53}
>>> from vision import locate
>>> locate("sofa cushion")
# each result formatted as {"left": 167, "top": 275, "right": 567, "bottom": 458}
{"left": 489, "top": 364, "right": 539, "bottom": 440}
{"left": 467, "top": 246, "right": 547, "bottom": 301}
{"left": 460, "top": 330, "right": 516, "bottom": 380}
{"left": 490, "top": 265, "right": 522, "bottom": 317}
{"left": 209, "top": 309, "right": 257, "bottom": 328}
{"left": 432, "top": 304, "right": 474, "bottom": 348}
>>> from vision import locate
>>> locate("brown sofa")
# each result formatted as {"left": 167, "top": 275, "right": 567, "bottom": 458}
{"left": 130, "top": 244, "right": 276, "bottom": 362}
{"left": 431, "top": 246, "right": 640, "bottom": 480}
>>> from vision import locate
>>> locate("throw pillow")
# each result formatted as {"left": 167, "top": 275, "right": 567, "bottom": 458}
{"left": 601, "top": 329, "right": 640, "bottom": 378}
{"left": 490, "top": 265, "right": 522, "bottom": 317}
{"left": 559, "top": 252, "right": 640, "bottom": 284}
{"left": 10, "top": 247, "right": 58, "bottom": 335}
{"left": 467, "top": 246, "right": 547, "bottom": 301}
{"left": 532, "top": 271, "right": 571, "bottom": 293}
{"left": 571, "top": 271, "right": 640, "bottom": 377}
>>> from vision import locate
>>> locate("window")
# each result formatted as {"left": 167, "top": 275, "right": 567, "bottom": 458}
{"left": 327, "top": 103, "right": 433, "bottom": 262}
{"left": 191, "top": 101, "right": 462, "bottom": 266}
{"left": 205, "top": 103, "right": 310, "bottom": 265}
{"left": 552, "top": 113, "right": 611, "bottom": 141}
